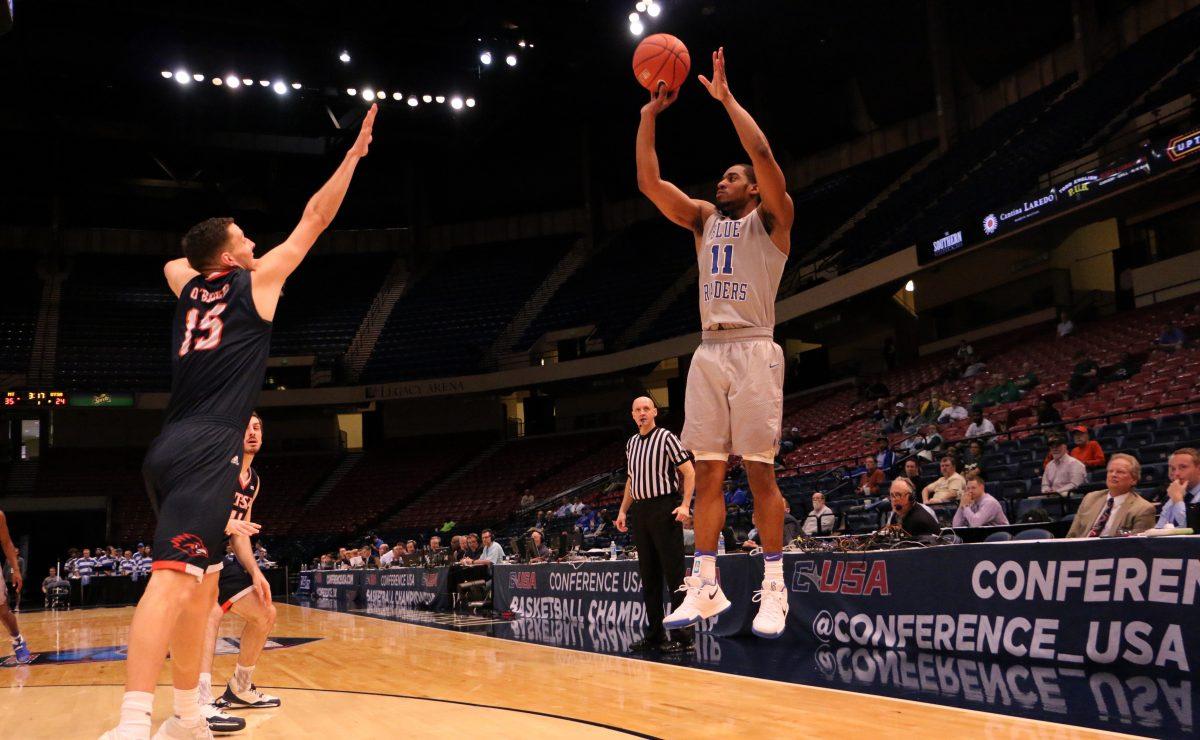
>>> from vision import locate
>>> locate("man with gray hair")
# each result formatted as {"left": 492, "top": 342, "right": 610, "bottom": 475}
{"left": 1067, "top": 453, "right": 1156, "bottom": 537}
{"left": 801, "top": 492, "right": 836, "bottom": 536}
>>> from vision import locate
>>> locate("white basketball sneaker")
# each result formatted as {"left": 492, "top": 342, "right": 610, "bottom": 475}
{"left": 663, "top": 576, "right": 732, "bottom": 629}
{"left": 151, "top": 716, "right": 214, "bottom": 740}
{"left": 220, "top": 679, "right": 281, "bottom": 709}
{"left": 751, "top": 580, "right": 789, "bottom": 638}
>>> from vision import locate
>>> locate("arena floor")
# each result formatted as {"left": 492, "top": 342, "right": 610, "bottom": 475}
{"left": 0, "top": 601, "right": 1173, "bottom": 738}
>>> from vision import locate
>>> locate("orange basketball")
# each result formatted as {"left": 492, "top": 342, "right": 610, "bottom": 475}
{"left": 632, "top": 33, "right": 690, "bottom": 92}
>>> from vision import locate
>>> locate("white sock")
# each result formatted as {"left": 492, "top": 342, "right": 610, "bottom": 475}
{"left": 698, "top": 554, "right": 717, "bottom": 583}
{"left": 234, "top": 663, "right": 255, "bottom": 692}
{"left": 117, "top": 690, "right": 154, "bottom": 735}
{"left": 197, "top": 673, "right": 213, "bottom": 705}
{"left": 173, "top": 687, "right": 201, "bottom": 724}
{"left": 11, "top": 633, "right": 21, "bottom": 646}
{"left": 764, "top": 558, "right": 784, "bottom": 584}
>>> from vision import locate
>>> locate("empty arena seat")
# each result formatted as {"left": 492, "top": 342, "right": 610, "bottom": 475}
{"left": 984, "top": 531, "right": 1013, "bottom": 542}
{"left": 1013, "top": 528, "right": 1054, "bottom": 540}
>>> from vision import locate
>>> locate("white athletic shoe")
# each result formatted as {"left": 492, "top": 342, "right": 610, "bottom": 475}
{"left": 751, "top": 580, "right": 789, "bottom": 639}
{"left": 151, "top": 716, "right": 214, "bottom": 740}
{"left": 220, "top": 680, "right": 281, "bottom": 709}
{"left": 200, "top": 702, "right": 246, "bottom": 734}
{"left": 662, "top": 576, "right": 732, "bottom": 629}
{"left": 99, "top": 729, "right": 149, "bottom": 740}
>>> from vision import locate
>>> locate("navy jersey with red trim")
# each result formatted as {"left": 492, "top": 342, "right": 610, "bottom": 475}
{"left": 231, "top": 467, "right": 260, "bottom": 522}
{"left": 165, "top": 269, "right": 272, "bottom": 426}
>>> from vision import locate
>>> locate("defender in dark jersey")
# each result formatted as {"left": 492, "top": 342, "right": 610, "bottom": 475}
{"left": 196, "top": 413, "right": 280, "bottom": 733}
{"left": 104, "top": 104, "right": 378, "bottom": 740}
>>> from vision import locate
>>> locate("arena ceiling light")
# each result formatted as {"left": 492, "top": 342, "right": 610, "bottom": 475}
{"left": 629, "top": 19, "right": 644, "bottom": 35}
{"left": 435, "top": 95, "right": 445, "bottom": 104}
{"left": 450, "top": 96, "right": 463, "bottom": 110}
{"left": 160, "top": 70, "right": 172, "bottom": 79}
{"left": 225, "top": 75, "right": 241, "bottom": 89}
{"left": 192, "top": 73, "right": 205, "bottom": 82}
{"left": 241, "top": 78, "right": 253, "bottom": 87}
{"left": 291, "top": 82, "right": 302, "bottom": 90}
{"left": 258, "top": 80, "right": 270, "bottom": 87}
{"left": 211, "top": 77, "right": 222, "bottom": 86}
{"left": 505, "top": 54, "right": 517, "bottom": 67}
{"left": 174, "top": 69, "right": 191, "bottom": 84}
{"left": 422, "top": 94, "right": 432, "bottom": 103}
{"left": 361, "top": 87, "right": 375, "bottom": 101}
{"left": 392, "top": 91, "right": 402, "bottom": 101}
{"left": 272, "top": 80, "right": 288, "bottom": 95}
{"left": 904, "top": 279, "right": 915, "bottom": 292}
{"left": 346, "top": 87, "right": 357, "bottom": 96}
{"left": 339, "top": 50, "right": 351, "bottom": 63}
{"left": 646, "top": 2, "right": 661, "bottom": 18}
{"left": 375, "top": 90, "right": 386, "bottom": 100}
{"left": 406, "top": 96, "right": 418, "bottom": 107}
{"left": 480, "top": 51, "right": 493, "bottom": 66}
{"left": 465, "top": 97, "right": 476, "bottom": 108}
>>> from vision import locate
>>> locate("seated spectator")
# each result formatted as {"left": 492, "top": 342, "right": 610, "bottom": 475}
{"left": 899, "top": 400, "right": 921, "bottom": 435}
{"left": 1056, "top": 310, "right": 1074, "bottom": 338}
{"left": 378, "top": 543, "right": 394, "bottom": 566}
{"left": 937, "top": 397, "right": 968, "bottom": 424}
{"left": 460, "top": 533, "right": 482, "bottom": 563}
{"left": 1041, "top": 436, "right": 1086, "bottom": 496}
{"left": 449, "top": 535, "right": 464, "bottom": 563}
{"left": 922, "top": 455, "right": 966, "bottom": 504}
{"left": 874, "top": 437, "right": 896, "bottom": 472}
{"left": 993, "top": 376, "right": 1023, "bottom": 404}
{"left": 528, "top": 530, "right": 553, "bottom": 562}
{"left": 553, "top": 499, "right": 574, "bottom": 519}
{"left": 575, "top": 507, "right": 600, "bottom": 533}
{"left": 468, "top": 529, "right": 504, "bottom": 565}
{"left": 119, "top": 550, "right": 136, "bottom": 576}
{"left": 1105, "top": 352, "right": 1143, "bottom": 382}
{"left": 909, "top": 424, "right": 944, "bottom": 461}
{"left": 901, "top": 458, "right": 928, "bottom": 494}
{"left": 965, "top": 410, "right": 997, "bottom": 444}
{"left": 970, "top": 379, "right": 998, "bottom": 410}
{"left": 1066, "top": 454, "right": 1155, "bottom": 537}
{"left": 956, "top": 340, "right": 974, "bottom": 361}
{"left": 1155, "top": 448, "right": 1200, "bottom": 529}
{"left": 42, "top": 567, "right": 68, "bottom": 595}
{"left": 1067, "top": 351, "right": 1100, "bottom": 398}
{"left": 1153, "top": 323, "right": 1186, "bottom": 352}
{"left": 1036, "top": 397, "right": 1063, "bottom": 429}
{"left": 877, "top": 407, "right": 897, "bottom": 435}
{"left": 959, "top": 439, "right": 985, "bottom": 470}
{"left": 724, "top": 482, "right": 750, "bottom": 508}
{"left": 962, "top": 359, "right": 988, "bottom": 378}
{"left": 429, "top": 535, "right": 442, "bottom": 551}
{"left": 857, "top": 456, "right": 885, "bottom": 497}
{"left": 801, "top": 492, "right": 836, "bottom": 537}
{"left": 952, "top": 473, "right": 1009, "bottom": 528}
{"left": 519, "top": 488, "right": 535, "bottom": 509}
{"left": 95, "top": 547, "right": 115, "bottom": 575}
{"left": 1069, "top": 425, "right": 1106, "bottom": 468}
{"left": 1013, "top": 361, "right": 1038, "bottom": 394}
{"left": 919, "top": 390, "right": 948, "bottom": 425}
{"left": 871, "top": 398, "right": 888, "bottom": 422}
{"left": 886, "top": 478, "right": 941, "bottom": 536}
{"left": 587, "top": 510, "right": 614, "bottom": 540}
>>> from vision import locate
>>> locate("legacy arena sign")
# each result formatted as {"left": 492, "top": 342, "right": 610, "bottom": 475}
{"left": 789, "top": 539, "right": 1200, "bottom": 672}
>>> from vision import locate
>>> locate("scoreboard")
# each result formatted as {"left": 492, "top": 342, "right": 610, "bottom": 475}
{"left": 3, "top": 390, "right": 69, "bottom": 407}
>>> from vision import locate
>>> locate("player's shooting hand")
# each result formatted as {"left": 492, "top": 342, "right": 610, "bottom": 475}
{"left": 252, "top": 571, "right": 272, "bottom": 606}
{"left": 225, "top": 518, "right": 262, "bottom": 538}
{"left": 697, "top": 47, "right": 731, "bottom": 102}
{"left": 640, "top": 81, "right": 678, "bottom": 117}
{"left": 349, "top": 103, "right": 377, "bottom": 158}
{"left": 615, "top": 512, "right": 628, "bottom": 532}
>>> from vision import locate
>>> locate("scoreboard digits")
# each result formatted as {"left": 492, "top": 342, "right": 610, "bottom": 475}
{"left": 3, "top": 390, "right": 68, "bottom": 407}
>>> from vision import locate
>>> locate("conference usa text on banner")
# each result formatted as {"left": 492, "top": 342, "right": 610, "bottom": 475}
{"left": 786, "top": 539, "right": 1199, "bottom": 673}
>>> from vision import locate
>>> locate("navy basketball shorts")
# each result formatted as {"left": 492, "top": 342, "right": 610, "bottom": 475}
{"left": 143, "top": 420, "right": 243, "bottom": 581}
{"left": 218, "top": 557, "right": 255, "bottom": 612}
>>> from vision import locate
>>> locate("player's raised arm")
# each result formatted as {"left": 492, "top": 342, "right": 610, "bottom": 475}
{"left": 700, "top": 47, "right": 793, "bottom": 252}
{"left": 252, "top": 103, "right": 378, "bottom": 309}
{"left": 636, "top": 83, "right": 714, "bottom": 234}
{"left": 163, "top": 258, "right": 200, "bottom": 298}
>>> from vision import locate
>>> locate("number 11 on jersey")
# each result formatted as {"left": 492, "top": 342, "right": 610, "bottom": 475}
{"left": 710, "top": 244, "right": 734, "bottom": 275}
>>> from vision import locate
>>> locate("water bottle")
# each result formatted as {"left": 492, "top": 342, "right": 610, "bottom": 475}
{"left": 609, "top": 540, "right": 618, "bottom": 561}
{"left": 718, "top": 533, "right": 726, "bottom": 555}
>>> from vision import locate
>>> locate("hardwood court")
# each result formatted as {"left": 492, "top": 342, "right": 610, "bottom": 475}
{"left": 0, "top": 604, "right": 1128, "bottom": 738}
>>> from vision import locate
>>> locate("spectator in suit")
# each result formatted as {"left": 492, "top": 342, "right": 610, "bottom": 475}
{"left": 1069, "top": 426, "right": 1106, "bottom": 468}
{"left": 1041, "top": 436, "right": 1086, "bottom": 496}
{"left": 1066, "top": 454, "right": 1156, "bottom": 537}
{"left": 857, "top": 456, "right": 885, "bottom": 497}
{"left": 952, "top": 473, "right": 1009, "bottom": 528}
{"left": 1155, "top": 448, "right": 1200, "bottom": 529}
{"left": 922, "top": 455, "right": 966, "bottom": 504}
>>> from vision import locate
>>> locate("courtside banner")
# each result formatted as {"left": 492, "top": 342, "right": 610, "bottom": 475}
{"left": 297, "top": 571, "right": 313, "bottom": 595}
{"left": 362, "top": 566, "right": 450, "bottom": 610}
{"left": 784, "top": 536, "right": 1200, "bottom": 672}
{"left": 310, "top": 569, "right": 362, "bottom": 604}
{"left": 494, "top": 555, "right": 758, "bottom": 636}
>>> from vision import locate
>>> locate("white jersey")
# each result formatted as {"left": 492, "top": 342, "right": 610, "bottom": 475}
{"left": 695, "top": 208, "right": 786, "bottom": 331}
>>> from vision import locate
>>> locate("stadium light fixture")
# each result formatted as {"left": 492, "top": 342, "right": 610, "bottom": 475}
{"left": 258, "top": 80, "right": 270, "bottom": 87}
{"left": 518, "top": 40, "right": 526, "bottom": 48}
{"left": 291, "top": 82, "right": 302, "bottom": 90}
{"left": 339, "top": 50, "right": 351, "bottom": 63}
{"left": 480, "top": 51, "right": 493, "bottom": 66}
{"left": 422, "top": 94, "right": 432, "bottom": 103}
{"left": 160, "top": 70, "right": 172, "bottom": 79}
{"left": 450, "top": 96, "right": 463, "bottom": 110}
{"left": 646, "top": 2, "right": 661, "bottom": 18}
{"left": 347, "top": 87, "right": 357, "bottom": 96}
{"left": 192, "top": 73, "right": 205, "bottom": 82}
{"left": 407, "top": 96, "right": 418, "bottom": 107}
{"left": 174, "top": 70, "right": 190, "bottom": 84}
{"left": 272, "top": 81, "right": 288, "bottom": 95}
{"left": 241, "top": 78, "right": 253, "bottom": 87}
{"left": 465, "top": 97, "right": 476, "bottom": 108}
{"left": 392, "top": 92, "right": 402, "bottom": 101}
{"left": 904, "top": 279, "right": 915, "bottom": 293}
{"left": 361, "top": 88, "right": 375, "bottom": 101}
{"left": 212, "top": 77, "right": 222, "bottom": 86}
{"left": 226, "top": 75, "right": 241, "bottom": 89}
{"left": 629, "top": 12, "right": 639, "bottom": 22}
{"left": 630, "top": 19, "right": 644, "bottom": 35}
{"left": 435, "top": 95, "right": 445, "bottom": 104}
{"left": 375, "top": 90, "right": 386, "bottom": 100}
{"left": 636, "top": 1, "right": 647, "bottom": 10}
{"left": 505, "top": 54, "right": 517, "bottom": 67}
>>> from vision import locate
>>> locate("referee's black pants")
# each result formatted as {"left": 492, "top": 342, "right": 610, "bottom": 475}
{"left": 628, "top": 493, "right": 687, "bottom": 641}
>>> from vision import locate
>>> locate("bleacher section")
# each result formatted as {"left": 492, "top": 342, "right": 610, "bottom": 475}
{"left": 0, "top": 252, "right": 42, "bottom": 375}
{"left": 56, "top": 255, "right": 175, "bottom": 390}
{"left": 268, "top": 252, "right": 395, "bottom": 362}
{"left": 362, "top": 235, "right": 575, "bottom": 382}
{"left": 516, "top": 221, "right": 693, "bottom": 351}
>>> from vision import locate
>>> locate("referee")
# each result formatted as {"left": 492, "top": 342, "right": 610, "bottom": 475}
{"left": 616, "top": 396, "right": 695, "bottom": 652}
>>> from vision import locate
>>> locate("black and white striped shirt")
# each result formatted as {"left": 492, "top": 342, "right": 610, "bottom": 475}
{"left": 626, "top": 426, "right": 692, "bottom": 500}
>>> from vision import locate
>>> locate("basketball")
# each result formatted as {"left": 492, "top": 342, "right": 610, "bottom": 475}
{"left": 632, "top": 33, "right": 690, "bottom": 92}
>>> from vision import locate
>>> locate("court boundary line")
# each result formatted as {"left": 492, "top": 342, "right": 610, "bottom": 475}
{"left": 291, "top": 602, "right": 1136, "bottom": 739}
{"left": 16, "top": 682, "right": 658, "bottom": 738}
